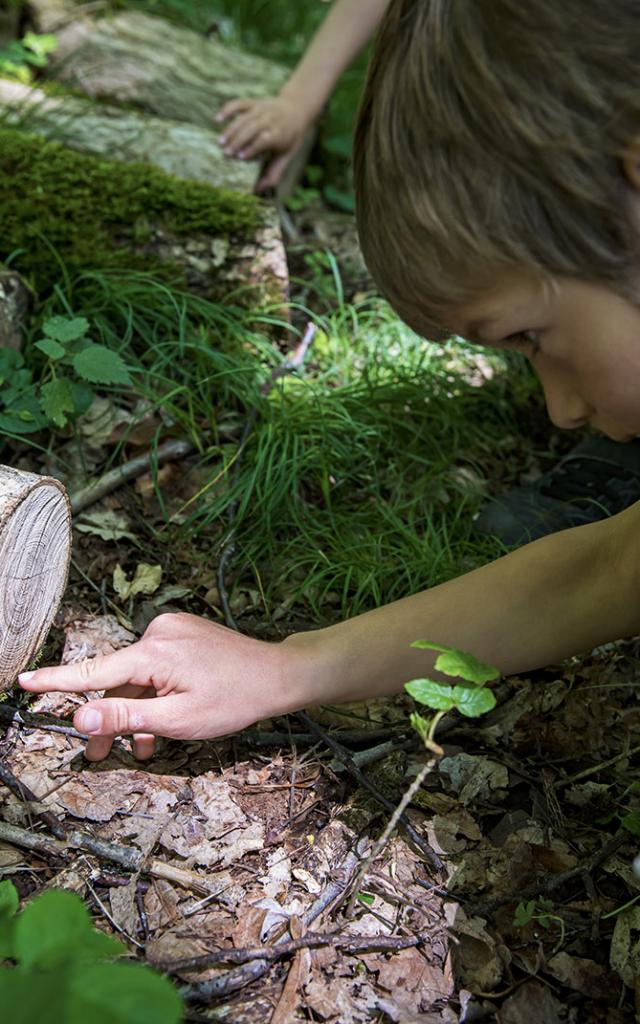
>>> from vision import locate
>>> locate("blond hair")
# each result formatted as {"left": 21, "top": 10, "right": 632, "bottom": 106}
{"left": 354, "top": 0, "right": 640, "bottom": 339}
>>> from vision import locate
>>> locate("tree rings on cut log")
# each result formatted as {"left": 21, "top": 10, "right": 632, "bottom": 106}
{"left": 0, "top": 467, "right": 71, "bottom": 690}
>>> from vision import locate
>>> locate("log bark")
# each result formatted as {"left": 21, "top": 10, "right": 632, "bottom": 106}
{"left": 30, "top": 7, "right": 288, "bottom": 134}
{"left": 0, "top": 467, "right": 71, "bottom": 691}
{"left": 0, "top": 81, "right": 289, "bottom": 307}
{"left": 0, "top": 267, "right": 31, "bottom": 351}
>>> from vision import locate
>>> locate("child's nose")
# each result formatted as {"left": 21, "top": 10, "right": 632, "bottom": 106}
{"left": 539, "top": 369, "right": 591, "bottom": 430}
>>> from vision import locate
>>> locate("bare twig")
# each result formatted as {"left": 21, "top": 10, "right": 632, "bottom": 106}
{"left": 345, "top": 758, "right": 437, "bottom": 918}
{"left": 0, "top": 760, "right": 67, "bottom": 840}
{"left": 69, "top": 438, "right": 193, "bottom": 515}
{"left": 293, "top": 710, "right": 444, "bottom": 873}
{"left": 161, "top": 929, "right": 422, "bottom": 972}
{"left": 471, "top": 830, "right": 629, "bottom": 917}
{"left": 0, "top": 821, "right": 228, "bottom": 895}
{"left": 182, "top": 847, "right": 361, "bottom": 1002}
{"left": 237, "top": 726, "right": 400, "bottom": 747}
{"left": 0, "top": 704, "right": 87, "bottom": 742}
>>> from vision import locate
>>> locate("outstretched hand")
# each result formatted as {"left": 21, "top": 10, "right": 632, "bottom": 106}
{"left": 19, "top": 613, "right": 295, "bottom": 762}
{"left": 216, "top": 94, "right": 312, "bottom": 191}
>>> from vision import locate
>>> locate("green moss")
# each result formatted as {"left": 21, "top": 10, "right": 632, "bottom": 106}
{"left": 0, "top": 127, "right": 260, "bottom": 292}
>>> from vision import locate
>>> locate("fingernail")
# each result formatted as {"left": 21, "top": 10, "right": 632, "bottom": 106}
{"left": 78, "top": 709, "right": 102, "bottom": 733}
{"left": 18, "top": 671, "right": 35, "bottom": 683}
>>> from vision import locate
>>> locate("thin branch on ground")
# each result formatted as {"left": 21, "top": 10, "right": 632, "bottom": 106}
{"left": 0, "top": 704, "right": 87, "bottom": 742}
{"left": 237, "top": 726, "right": 401, "bottom": 747}
{"left": 70, "top": 438, "right": 194, "bottom": 515}
{"left": 471, "top": 830, "right": 629, "bottom": 917}
{"left": 0, "top": 759, "right": 68, "bottom": 840}
{"left": 294, "top": 709, "right": 444, "bottom": 873}
{"left": 182, "top": 847, "right": 361, "bottom": 1003}
{"left": 161, "top": 929, "right": 422, "bottom": 972}
{"left": 345, "top": 756, "right": 439, "bottom": 919}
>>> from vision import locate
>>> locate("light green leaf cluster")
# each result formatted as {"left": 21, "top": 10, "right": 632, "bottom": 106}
{"left": 0, "top": 882, "right": 182, "bottom": 1024}
{"left": 404, "top": 641, "right": 499, "bottom": 723}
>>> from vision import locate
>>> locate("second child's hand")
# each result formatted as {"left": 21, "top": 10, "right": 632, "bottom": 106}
{"left": 216, "top": 95, "right": 308, "bottom": 191}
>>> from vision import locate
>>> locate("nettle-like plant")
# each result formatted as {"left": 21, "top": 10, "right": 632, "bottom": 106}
{"left": 0, "top": 881, "right": 182, "bottom": 1023}
{"left": 0, "top": 315, "right": 132, "bottom": 436}
{"left": 404, "top": 641, "right": 500, "bottom": 752}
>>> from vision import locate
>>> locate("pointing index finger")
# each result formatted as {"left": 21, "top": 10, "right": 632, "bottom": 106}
{"left": 18, "top": 643, "right": 147, "bottom": 694}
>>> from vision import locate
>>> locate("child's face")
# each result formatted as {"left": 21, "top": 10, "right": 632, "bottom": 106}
{"left": 453, "top": 272, "right": 640, "bottom": 442}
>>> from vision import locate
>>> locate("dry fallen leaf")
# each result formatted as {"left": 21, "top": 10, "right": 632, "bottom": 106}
{"left": 114, "top": 562, "right": 163, "bottom": 601}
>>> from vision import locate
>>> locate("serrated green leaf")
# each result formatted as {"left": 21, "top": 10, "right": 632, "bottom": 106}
{"left": 621, "top": 811, "right": 640, "bottom": 837}
{"left": 14, "top": 890, "right": 124, "bottom": 971}
{"left": 452, "top": 684, "right": 497, "bottom": 718}
{"left": 404, "top": 678, "right": 455, "bottom": 711}
{"left": 0, "top": 393, "right": 48, "bottom": 435}
{"left": 67, "top": 963, "right": 183, "bottom": 1024}
{"left": 40, "top": 377, "right": 75, "bottom": 428}
{"left": 72, "top": 346, "right": 132, "bottom": 386}
{"left": 43, "top": 315, "right": 89, "bottom": 343}
{"left": 35, "top": 336, "right": 66, "bottom": 360}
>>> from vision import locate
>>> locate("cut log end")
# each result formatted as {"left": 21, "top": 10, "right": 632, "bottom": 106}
{"left": 0, "top": 468, "right": 71, "bottom": 690}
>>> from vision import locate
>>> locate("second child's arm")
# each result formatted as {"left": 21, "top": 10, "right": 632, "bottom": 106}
{"left": 217, "top": 0, "right": 390, "bottom": 189}
{"left": 20, "top": 502, "right": 640, "bottom": 760}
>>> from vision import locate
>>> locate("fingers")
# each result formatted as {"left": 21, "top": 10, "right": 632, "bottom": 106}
{"left": 220, "top": 111, "right": 269, "bottom": 158}
{"left": 257, "top": 151, "right": 293, "bottom": 193}
{"left": 216, "top": 98, "right": 253, "bottom": 124}
{"left": 18, "top": 644, "right": 146, "bottom": 694}
{"left": 75, "top": 693, "right": 185, "bottom": 760}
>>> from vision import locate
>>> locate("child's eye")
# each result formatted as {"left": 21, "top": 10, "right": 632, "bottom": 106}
{"left": 505, "top": 329, "right": 541, "bottom": 357}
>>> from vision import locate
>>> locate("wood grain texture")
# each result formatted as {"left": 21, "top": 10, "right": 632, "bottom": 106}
{"left": 0, "top": 467, "right": 71, "bottom": 690}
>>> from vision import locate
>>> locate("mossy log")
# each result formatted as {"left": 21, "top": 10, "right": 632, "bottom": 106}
{"left": 0, "top": 92, "right": 288, "bottom": 306}
{"left": 0, "top": 467, "right": 71, "bottom": 691}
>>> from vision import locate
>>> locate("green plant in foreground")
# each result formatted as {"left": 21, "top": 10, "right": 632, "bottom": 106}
{"left": 0, "top": 881, "right": 182, "bottom": 1023}
{"left": 0, "top": 31, "right": 57, "bottom": 84}
{"left": 405, "top": 642, "right": 500, "bottom": 752}
{"left": 514, "top": 897, "right": 566, "bottom": 953}
{"left": 0, "top": 314, "right": 131, "bottom": 436}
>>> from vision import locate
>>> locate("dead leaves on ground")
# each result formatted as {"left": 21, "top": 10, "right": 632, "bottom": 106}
{"left": 3, "top": 617, "right": 640, "bottom": 1020}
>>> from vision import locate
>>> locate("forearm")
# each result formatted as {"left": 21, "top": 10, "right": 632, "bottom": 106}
{"left": 280, "top": 0, "right": 390, "bottom": 119}
{"left": 283, "top": 502, "right": 640, "bottom": 705}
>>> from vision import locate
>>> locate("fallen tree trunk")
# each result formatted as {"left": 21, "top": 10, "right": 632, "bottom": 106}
{"left": 30, "top": 7, "right": 288, "bottom": 131}
{"left": 0, "top": 467, "right": 71, "bottom": 691}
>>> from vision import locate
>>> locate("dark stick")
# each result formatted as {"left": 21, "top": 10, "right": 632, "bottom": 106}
{"left": 161, "top": 929, "right": 422, "bottom": 972}
{"left": 237, "top": 726, "right": 401, "bottom": 747}
{"left": 471, "top": 831, "right": 628, "bottom": 917}
{"left": 0, "top": 760, "right": 67, "bottom": 840}
{"left": 293, "top": 710, "right": 443, "bottom": 873}
{"left": 182, "top": 847, "right": 361, "bottom": 1002}
{"left": 0, "top": 704, "right": 87, "bottom": 741}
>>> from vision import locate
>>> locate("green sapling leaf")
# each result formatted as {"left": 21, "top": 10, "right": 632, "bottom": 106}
{"left": 40, "top": 377, "right": 75, "bottom": 428}
{"left": 411, "top": 641, "right": 499, "bottom": 684}
{"left": 43, "top": 315, "right": 89, "bottom": 343}
{"left": 513, "top": 900, "right": 537, "bottom": 927}
{"left": 404, "top": 678, "right": 455, "bottom": 711}
{"left": 409, "top": 712, "right": 431, "bottom": 744}
{"left": 35, "top": 336, "right": 66, "bottom": 361}
{"left": 72, "top": 345, "right": 132, "bottom": 386}
{"left": 452, "top": 684, "right": 497, "bottom": 718}
{"left": 14, "top": 890, "right": 124, "bottom": 970}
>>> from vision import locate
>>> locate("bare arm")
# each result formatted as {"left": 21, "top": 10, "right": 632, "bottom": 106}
{"left": 279, "top": 0, "right": 390, "bottom": 121}
{"left": 217, "top": 0, "right": 390, "bottom": 188}
{"left": 20, "top": 503, "right": 640, "bottom": 761}
{"left": 283, "top": 501, "right": 640, "bottom": 701}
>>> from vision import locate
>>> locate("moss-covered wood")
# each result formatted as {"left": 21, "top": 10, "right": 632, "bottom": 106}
{"left": 0, "top": 126, "right": 263, "bottom": 294}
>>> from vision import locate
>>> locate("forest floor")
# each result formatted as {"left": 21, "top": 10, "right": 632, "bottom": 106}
{"left": 2, "top": 185, "right": 640, "bottom": 1023}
